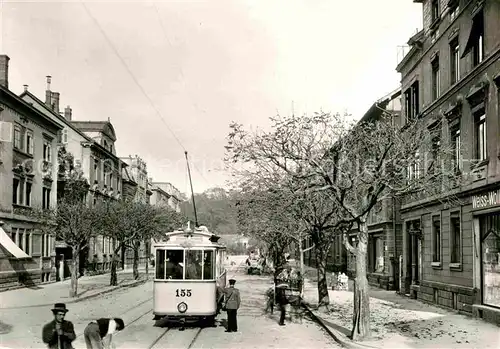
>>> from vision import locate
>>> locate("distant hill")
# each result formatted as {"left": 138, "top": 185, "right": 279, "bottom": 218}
{"left": 180, "top": 187, "right": 238, "bottom": 235}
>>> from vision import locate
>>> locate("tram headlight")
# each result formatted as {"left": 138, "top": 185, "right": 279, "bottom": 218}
{"left": 177, "top": 302, "right": 188, "bottom": 313}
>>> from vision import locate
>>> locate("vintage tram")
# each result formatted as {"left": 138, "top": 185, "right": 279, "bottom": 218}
{"left": 153, "top": 225, "right": 227, "bottom": 325}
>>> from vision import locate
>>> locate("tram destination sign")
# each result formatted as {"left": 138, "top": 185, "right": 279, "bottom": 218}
{"left": 472, "top": 189, "right": 500, "bottom": 209}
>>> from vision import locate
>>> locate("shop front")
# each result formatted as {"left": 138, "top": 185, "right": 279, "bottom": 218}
{"left": 471, "top": 187, "right": 500, "bottom": 324}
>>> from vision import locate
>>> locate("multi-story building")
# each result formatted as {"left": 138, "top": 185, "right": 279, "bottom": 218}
{"left": 0, "top": 55, "right": 62, "bottom": 290}
{"left": 397, "top": 0, "right": 500, "bottom": 323}
{"left": 344, "top": 89, "right": 403, "bottom": 290}
{"left": 150, "top": 182, "right": 182, "bottom": 213}
{"left": 119, "top": 155, "right": 153, "bottom": 268}
{"left": 20, "top": 76, "right": 124, "bottom": 276}
{"left": 302, "top": 89, "right": 403, "bottom": 289}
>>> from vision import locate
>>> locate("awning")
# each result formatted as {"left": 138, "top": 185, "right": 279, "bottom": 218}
{"left": 0, "top": 227, "right": 30, "bottom": 259}
{"left": 461, "top": 10, "right": 483, "bottom": 58}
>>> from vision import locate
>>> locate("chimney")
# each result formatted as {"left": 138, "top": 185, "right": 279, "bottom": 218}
{"left": 51, "top": 91, "right": 60, "bottom": 114}
{"left": 23, "top": 84, "right": 28, "bottom": 92}
{"left": 45, "top": 76, "right": 52, "bottom": 107}
{"left": 0, "top": 55, "right": 10, "bottom": 89}
{"left": 64, "top": 105, "right": 72, "bottom": 121}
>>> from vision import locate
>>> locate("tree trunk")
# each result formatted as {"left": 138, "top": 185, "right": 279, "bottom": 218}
{"left": 121, "top": 244, "right": 126, "bottom": 270}
{"left": 145, "top": 239, "right": 149, "bottom": 280}
{"left": 351, "top": 221, "right": 371, "bottom": 340}
{"left": 133, "top": 243, "right": 140, "bottom": 280}
{"left": 315, "top": 245, "right": 330, "bottom": 308}
{"left": 299, "top": 242, "right": 305, "bottom": 298}
{"left": 69, "top": 246, "right": 80, "bottom": 298}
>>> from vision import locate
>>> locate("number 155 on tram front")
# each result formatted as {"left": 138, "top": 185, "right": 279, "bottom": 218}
{"left": 153, "top": 227, "right": 227, "bottom": 325}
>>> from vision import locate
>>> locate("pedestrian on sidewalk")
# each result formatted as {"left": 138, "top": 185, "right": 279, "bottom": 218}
{"left": 276, "top": 283, "right": 288, "bottom": 326}
{"left": 83, "top": 318, "right": 125, "bottom": 349}
{"left": 42, "top": 303, "right": 76, "bottom": 349}
{"left": 223, "top": 278, "right": 241, "bottom": 332}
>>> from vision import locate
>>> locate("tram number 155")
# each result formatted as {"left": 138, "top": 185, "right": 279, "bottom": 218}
{"left": 176, "top": 289, "right": 192, "bottom": 297}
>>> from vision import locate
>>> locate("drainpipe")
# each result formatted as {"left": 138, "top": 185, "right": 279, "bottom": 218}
{"left": 393, "top": 194, "right": 398, "bottom": 293}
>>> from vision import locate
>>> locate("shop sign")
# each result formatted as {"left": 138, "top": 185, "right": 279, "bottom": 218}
{"left": 472, "top": 189, "right": 500, "bottom": 209}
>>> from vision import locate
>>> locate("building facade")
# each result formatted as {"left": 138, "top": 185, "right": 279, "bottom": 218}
{"left": 397, "top": 0, "right": 500, "bottom": 323}
{"left": 150, "top": 182, "right": 182, "bottom": 213}
{"left": 0, "top": 55, "right": 62, "bottom": 290}
{"left": 21, "top": 79, "right": 124, "bottom": 276}
{"left": 119, "top": 155, "right": 153, "bottom": 268}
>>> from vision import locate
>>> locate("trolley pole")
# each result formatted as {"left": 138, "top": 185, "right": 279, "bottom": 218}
{"left": 185, "top": 151, "right": 199, "bottom": 227}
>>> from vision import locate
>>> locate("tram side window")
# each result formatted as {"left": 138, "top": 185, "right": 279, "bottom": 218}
{"left": 185, "top": 250, "right": 202, "bottom": 280}
{"left": 203, "top": 250, "right": 214, "bottom": 280}
{"left": 165, "top": 250, "right": 184, "bottom": 280}
{"left": 156, "top": 250, "right": 165, "bottom": 279}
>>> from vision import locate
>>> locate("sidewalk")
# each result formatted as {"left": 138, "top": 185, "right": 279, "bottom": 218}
{"left": 0, "top": 268, "right": 150, "bottom": 310}
{"left": 298, "top": 264, "right": 500, "bottom": 349}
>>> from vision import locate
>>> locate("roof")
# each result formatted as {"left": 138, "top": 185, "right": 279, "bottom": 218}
{"left": 1, "top": 86, "right": 63, "bottom": 131}
{"left": 359, "top": 88, "right": 401, "bottom": 124}
{"left": 19, "top": 90, "right": 91, "bottom": 141}
{"left": 70, "top": 121, "right": 117, "bottom": 141}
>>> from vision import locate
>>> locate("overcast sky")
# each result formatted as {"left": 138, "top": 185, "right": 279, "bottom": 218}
{"left": 1, "top": 0, "right": 422, "bottom": 194}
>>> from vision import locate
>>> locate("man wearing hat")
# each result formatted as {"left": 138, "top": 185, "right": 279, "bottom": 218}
{"left": 42, "top": 303, "right": 76, "bottom": 349}
{"left": 223, "top": 279, "right": 241, "bottom": 332}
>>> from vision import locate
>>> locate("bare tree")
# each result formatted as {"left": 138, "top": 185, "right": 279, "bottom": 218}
{"left": 102, "top": 199, "right": 183, "bottom": 284}
{"left": 35, "top": 169, "right": 99, "bottom": 298}
{"left": 226, "top": 111, "right": 462, "bottom": 339}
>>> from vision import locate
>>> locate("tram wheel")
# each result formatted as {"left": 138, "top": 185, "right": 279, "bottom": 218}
{"left": 204, "top": 316, "right": 217, "bottom": 328}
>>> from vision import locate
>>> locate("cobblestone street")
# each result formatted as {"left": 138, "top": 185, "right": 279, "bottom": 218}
{"left": 0, "top": 257, "right": 339, "bottom": 348}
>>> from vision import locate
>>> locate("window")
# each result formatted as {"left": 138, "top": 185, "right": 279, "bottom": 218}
{"left": 43, "top": 140, "right": 52, "bottom": 162}
{"left": 475, "top": 113, "right": 487, "bottom": 161}
{"left": 450, "top": 38, "right": 460, "bottom": 85}
{"left": 42, "top": 187, "right": 51, "bottom": 209}
{"left": 203, "top": 250, "right": 215, "bottom": 280}
{"left": 13, "top": 125, "right": 22, "bottom": 150}
{"left": 472, "top": 13, "right": 484, "bottom": 66}
{"left": 13, "top": 178, "right": 19, "bottom": 204}
{"left": 430, "top": 135, "right": 441, "bottom": 173}
{"left": 432, "top": 216, "right": 441, "bottom": 263}
{"left": 404, "top": 81, "right": 420, "bottom": 122}
{"left": 23, "top": 230, "right": 31, "bottom": 255}
{"left": 25, "top": 182, "right": 32, "bottom": 207}
{"left": 26, "top": 130, "right": 34, "bottom": 155}
{"left": 431, "top": 56, "right": 440, "bottom": 100}
{"left": 408, "top": 150, "right": 421, "bottom": 180}
{"left": 450, "top": 213, "right": 461, "bottom": 264}
{"left": 463, "top": 11, "right": 484, "bottom": 67}
{"left": 165, "top": 249, "right": 184, "bottom": 279}
{"left": 450, "top": 4, "right": 460, "bottom": 20}
{"left": 186, "top": 250, "right": 202, "bottom": 280}
{"left": 431, "top": 0, "right": 439, "bottom": 22}
{"left": 370, "top": 236, "right": 385, "bottom": 273}
{"left": 451, "top": 126, "right": 462, "bottom": 172}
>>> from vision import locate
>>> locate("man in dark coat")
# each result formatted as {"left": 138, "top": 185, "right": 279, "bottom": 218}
{"left": 224, "top": 278, "right": 241, "bottom": 332}
{"left": 83, "top": 317, "right": 125, "bottom": 349}
{"left": 42, "top": 303, "right": 76, "bottom": 349}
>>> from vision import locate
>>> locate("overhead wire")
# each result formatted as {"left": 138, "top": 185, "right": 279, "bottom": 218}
{"left": 80, "top": 1, "right": 222, "bottom": 223}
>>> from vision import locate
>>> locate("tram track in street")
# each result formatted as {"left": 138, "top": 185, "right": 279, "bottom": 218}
{"left": 186, "top": 327, "right": 203, "bottom": 349}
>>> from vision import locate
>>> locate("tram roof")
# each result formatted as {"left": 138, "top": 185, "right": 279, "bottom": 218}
{"left": 153, "top": 225, "right": 226, "bottom": 248}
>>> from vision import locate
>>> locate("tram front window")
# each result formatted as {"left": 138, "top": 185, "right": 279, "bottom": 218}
{"left": 186, "top": 250, "right": 202, "bottom": 280}
{"left": 203, "top": 250, "right": 214, "bottom": 280}
{"left": 165, "top": 250, "right": 184, "bottom": 280}
{"left": 156, "top": 250, "right": 165, "bottom": 279}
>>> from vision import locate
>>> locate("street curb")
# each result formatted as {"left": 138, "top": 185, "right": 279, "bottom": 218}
{"left": 1, "top": 279, "right": 148, "bottom": 310}
{"left": 301, "top": 302, "right": 380, "bottom": 349}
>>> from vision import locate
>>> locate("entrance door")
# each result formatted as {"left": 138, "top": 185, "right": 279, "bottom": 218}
{"left": 406, "top": 220, "right": 422, "bottom": 293}
{"left": 480, "top": 213, "right": 500, "bottom": 308}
